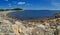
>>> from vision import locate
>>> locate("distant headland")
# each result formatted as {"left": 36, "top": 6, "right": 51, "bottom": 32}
{"left": 0, "top": 8, "right": 23, "bottom": 11}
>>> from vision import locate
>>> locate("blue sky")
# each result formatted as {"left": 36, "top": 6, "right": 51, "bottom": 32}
{"left": 0, "top": 0, "right": 60, "bottom": 10}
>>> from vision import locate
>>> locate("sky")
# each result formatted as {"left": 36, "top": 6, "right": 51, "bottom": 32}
{"left": 0, "top": 0, "right": 60, "bottom": 10}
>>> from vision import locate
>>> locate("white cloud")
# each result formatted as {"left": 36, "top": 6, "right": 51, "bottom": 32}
{"left": 8, "top": 4, "right": 11, "bottom": 7}
{"left": 12, "top": 1, "right": 17, "bottom": 4}
{"left": 25, "top": 3, "right": 32, "bottom": 7}
{"left": 52, "top": 0, "right": 60, "bottom": 6}
{"left": 5, "top": 0, "right": 8, "bottom": 1}
{"left": 52, "top": 2, "right": 60, "bottom": 6}
{"left": 18, "top": 2, "right": 26, "bottom": 5}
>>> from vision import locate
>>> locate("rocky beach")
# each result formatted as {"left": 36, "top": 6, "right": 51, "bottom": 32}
{"left": 0, "top": 10, "right": 60, "bottom": 35}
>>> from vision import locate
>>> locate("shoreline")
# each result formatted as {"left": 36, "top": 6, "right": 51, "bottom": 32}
{"left": 0, "top": 10, "right": 60, "bottom": 35}
{"left": 2, "top": 10, "right": 60, "bottom": 23}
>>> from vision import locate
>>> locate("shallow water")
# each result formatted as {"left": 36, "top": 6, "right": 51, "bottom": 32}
{"left": 8, "top": 10, "right": 60, "bottom": 20}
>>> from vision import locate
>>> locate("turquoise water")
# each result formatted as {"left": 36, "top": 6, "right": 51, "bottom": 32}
{"left": 8, "top": 10, "right": 60, "bottom": 20}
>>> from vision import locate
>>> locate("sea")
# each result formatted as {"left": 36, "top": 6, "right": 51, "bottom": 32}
{"left": 8, "top": 10, "right": 60, "bottom": 20}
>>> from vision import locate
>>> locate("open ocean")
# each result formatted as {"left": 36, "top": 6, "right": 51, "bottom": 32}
{"left": 8, "top": 10, "right": 60, "bottom": 20}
